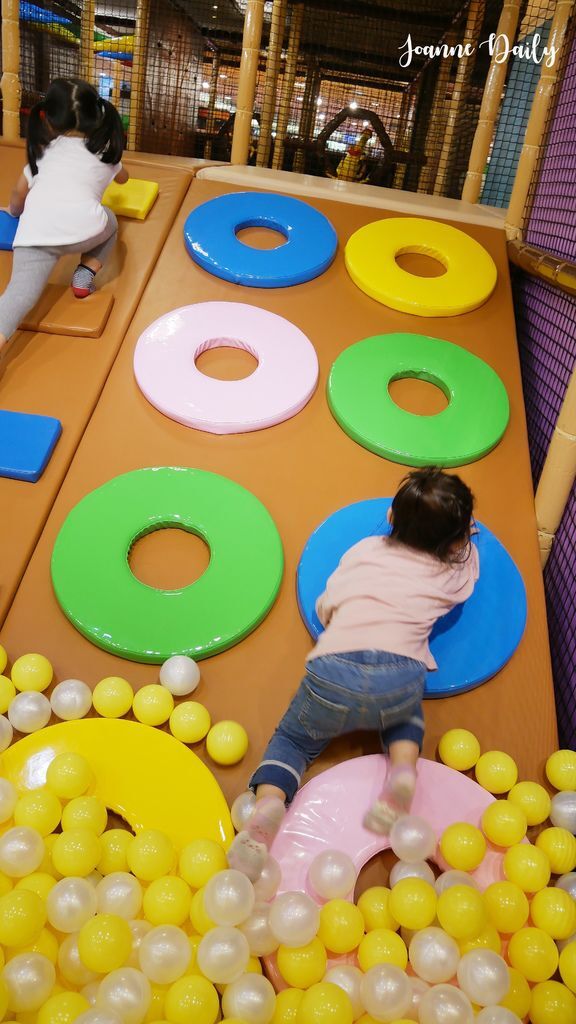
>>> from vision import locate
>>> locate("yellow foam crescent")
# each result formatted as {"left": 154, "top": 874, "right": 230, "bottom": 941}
{"left": 2, "top": 719, "right": 233, "bottom": 849}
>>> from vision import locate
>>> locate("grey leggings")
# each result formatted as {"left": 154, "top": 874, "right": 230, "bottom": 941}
{"left": 0, "top": 208, "right": 118, "bottom": 340}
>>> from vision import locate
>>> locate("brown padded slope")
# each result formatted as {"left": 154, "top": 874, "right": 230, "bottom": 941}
{"left": 0, "top": 142, "right": 191, "bottom": 625}
{"left": 0, "top": 176, "right": 557, "bottom": 805}
{"left": 20, "top": 285, "right": 114, "bottom": 337}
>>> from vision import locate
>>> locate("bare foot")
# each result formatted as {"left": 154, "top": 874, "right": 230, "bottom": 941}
{"left": 228, "top": 830, "right": 269, "bottom": 882}
{"left": 364, "top": 765, "right": 417, "bottom": 836}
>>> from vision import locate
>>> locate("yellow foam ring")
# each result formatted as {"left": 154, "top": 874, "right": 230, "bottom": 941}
{"left": 103, "top": 179, "right": 159, "bottom": 220}
{"left": 2, "top": 719, "right": 233, "bottom": 849}
{"left": 345, "top": 216, "right": 498, "bottom": 317}
{"left": 94, "top": 34, "right": 135, "bottom": 53}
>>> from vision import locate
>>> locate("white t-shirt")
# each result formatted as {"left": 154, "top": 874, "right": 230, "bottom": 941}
{"left": 14, "top": 135, "right": 121, "bottom": 247}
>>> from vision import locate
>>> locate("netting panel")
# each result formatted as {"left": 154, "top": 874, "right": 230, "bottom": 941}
{"left": 545, "top": 486, "right": 576, "bottom": 748}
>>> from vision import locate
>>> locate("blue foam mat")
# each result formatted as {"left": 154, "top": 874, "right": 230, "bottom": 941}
{"left": 297, "top": 498, "right": 527, "bottom": 698}
{"left": 0, "top": 409, "right": 62, "bottom": 483}
{"left": 0, "top": 211, "right": 18, "bottom": 251}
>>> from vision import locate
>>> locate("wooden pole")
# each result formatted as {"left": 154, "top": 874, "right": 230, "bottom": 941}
{"left": 506, "top": 0, "right": 575, "bottom": 240}
{"left": 203, "top": 53, "right": 221, "bottom": 160}
{"left": 392, "top": 86, "right": 414, "bottom": 188}
{"left": 80, "top": 0, "right": 96, "bottom": 85}
{"left": 271, "top": 3, "right": 304, "bottom": 170}
{"left": 433, "top": 0, "right": 486, "bottom": 196}
{"left": 127, "top": 0, "right": 151, "bottom": 152}
{"left": 535, "top": 368, "right": 576, "bottom": 565}
{"left": 231, "top": 0, "right": 265, "bottom": 165}
{"left": 418, "top": 33, "right": 457, "bottom": 193}
{"left": 256, "top": 0, "right": 287, "bottom": 167}
{"left": 462, "top": 0, "right": 521, "bottom": 202}
{"left": 293, "top": 60, "right": 319, "bottom": 173}
{"left": 1, "top": 0, "right": 21, "bottom": 141}
{"left": 508, "top": 238, "right": 576, "bottom": 297}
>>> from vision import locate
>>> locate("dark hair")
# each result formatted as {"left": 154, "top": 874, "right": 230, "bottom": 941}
{"left": 389, "top": 467, "right": 475, "bottom": 563}
{"left": 27, "top": 78, "right": 124, "bottom": 175}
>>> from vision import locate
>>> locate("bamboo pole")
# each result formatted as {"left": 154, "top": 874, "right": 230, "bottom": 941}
{"left": 462, "top": 0, "right": 521, "bottom": 202}
{"left": 271, "top": 3, "right": 304, "bottom": 170}
{"left": 127, "top": 0, "right": 151, "bottom": 152}
{"left": 293, "top": 60, "right": 319, "bottom": 173}
{"left": 231, "top": 0, "right": 265, "bottom": 165}
{"left": 392, "top": 86, "right": 414, "bottom": 188}
{"left": 1, "top": 0, "right": 21, "bottom": 142}
{"left": 506, "top": 0, "right": 574, "bottom": 239}
{"left": 256, "top": 0, "right": 287, "bottom": 167}
{"left": 508, "top": 238, "right": 576, "bottom": 297}
{"left": 433, "top": 0, "right": 486, "bottom": 196}
{"left": 535, "top": 368, "right": 576, "bottom": 565}
{"left": 80, "top": 0, "right": 96, "bottom": 85}
{"left": 418, "top": 33, "right": 457, "bottom": 193}
{"left": 203, "top": 53, "right": 221, "bottom": 160}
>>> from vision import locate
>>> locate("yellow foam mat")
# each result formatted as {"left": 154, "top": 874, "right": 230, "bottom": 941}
{"left": 103, "top": 178, "right": 159, "bottom": 220}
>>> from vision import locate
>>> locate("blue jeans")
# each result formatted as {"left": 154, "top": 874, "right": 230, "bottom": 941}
{"left": 249, "top": 650, "right": 426, "bottom": 802}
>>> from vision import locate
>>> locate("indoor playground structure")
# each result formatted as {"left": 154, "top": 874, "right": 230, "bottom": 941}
{"left": 0, "top": 0, "right": 576, "bottom": 1022}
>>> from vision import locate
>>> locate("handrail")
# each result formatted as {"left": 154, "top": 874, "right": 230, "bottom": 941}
{"left": 508, "top": 239, "right": 576, "bottom": 298}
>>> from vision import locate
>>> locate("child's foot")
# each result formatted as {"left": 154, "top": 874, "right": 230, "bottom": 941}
{"left": 363, "top": 765, "right": 417, "bottom": 836}
{"left": 245, "top": 796, "right": 286, "bottom": 847}
{"left": 71, "top": 263, "right": 96, "bottom": 298}
{"left": 228, "top": 831, "right": 269, "bottom": 882}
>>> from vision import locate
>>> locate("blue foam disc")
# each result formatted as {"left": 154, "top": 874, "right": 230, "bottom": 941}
{"left": 296, "top": 498, "right": 527, "bottom": 698}
{"left": 0, "top": 211, "right": 18, "bottom": 251}
{"left": 183, "top": 191, "right": 338, "bottom": 287}
{"left": 0, "top": 409, "right": 62, "bottom": 483}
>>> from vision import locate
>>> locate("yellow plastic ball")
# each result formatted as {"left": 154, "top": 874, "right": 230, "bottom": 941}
{"left": 170, "top": 701, "right": 211, "bottom": 744}
{"left": 295, "top": 982, "right": 353, "bottom": 1024}
{"left": 459, "top": 922, "right": 502, "bottom": 954}
{"left": 481, "top": 799, "right": 527, "bottom": 847}
{"left": 271, "top": 987, "right": 304, "bottom": 1023}
{"left": 190, "top": 887, "right": 216, "bottom": 935}
{"left": 531, "top": 886, "right": 576, "bottom": 939}
{"left": 40, "top": 833, "right": 61, "bottom": 878}
{"left": 143, "top": 874, "right": 192, "bottom": 926}
{"left": 15, "top": 871, "right": 57, "bottom": 901}
{"left": 438, "top": 728, "right": 481, "bottom": 771}
{"left": 11, "top": 653, "right": 52, "bottom": 693}
{"left": 133, "top": 684, "right": 174, "bottom": 727}
{"left": 0, "top": 871, "right": 12, "bottom": 896}
{"left": 46, "top": 752, "right": 93, "bottom": 801}
{"left": 127, "top": 828, "right": 175, "bottom": 881}
{"left": 504, "top": 843, "right": 551, "bottom": 893}
{"left": 206, "top": 721, "right": 249, "bottom": 766}
{"left": 436, "top": 884, "right": 486, "bottom": 940}
{"left": 546, "top": 750, "right": 576, "bottom": 792}
{"left": 0, "top": 888, "right": 46, "bottom": 946}
{"left": 388, "top": 877, "right": 437, "bottom": 931}
{"left": 357, "top": 886, "right": 398, "bottom": 932}
{"left": 508, "top": 781, "right": 551, "bottom": 826}
{"left": 475, "top": 751, "right": 518, "bottom": 794}
{"left": 247, "top": 954, "right": 263, "bottom": 975}
{"left": 92, "top": 676, "right": 133, "bottom": 718}
{"left": 439, "top": 822, "right": 486, "bottom": 871}
{"left": 37, "top": 992, "right": 90, "bottom": 1024}
{"left": 317, "top": 899, "right": 365, "bottom": 954}
{"left": 507, "top": 926, "right": 559, "bottom": 982}
{"left": 499, "top": 967, "right": 531, "bottom": 1019}
{"left": 559, "top": 941, "right": 576, "bottom": 993}
{"left": 77, "top": 912, "right": 132, "bottom": 973}
{"left": 61, "top": 794, "right": 108, "bottom": 835}
{"left": 50, "top": 828, "right": 101, "bottom": 877}
{"left": 0, "top": 644, "right": 7, "bottom": 674}
{"left": 14, "top": 789, "right": 62, "bottom": 836}
{"left": 5, "top": 925, "right": 59, "bottom": 965}
{"left": 530, "top": 980, "right": 576, "bottom": 1024}
{"left": 164, "top": 974, "right": 219, "bottom": 1024}
{"left": 277, "top": 938, "right": 327, "bottom": 989}
{"left": 179, "top": 838, "right": 228, "bottom": 889}
{"left": 536, "top": 827, "right": 576, "bottom": 875}
{"left": 147, "top": 982, "right": 168, "bottom": 1021}
{"left": 0, "top": 674, "right": 16, "bottom": 713}
{"left": 483, "top": 880, "right": 529, "bottom": 933}
{"left": 97, "top": 828, "right": 134, "bottom": 874}
{"left": 357, "top": 928, "right": 407, "bottom": 971}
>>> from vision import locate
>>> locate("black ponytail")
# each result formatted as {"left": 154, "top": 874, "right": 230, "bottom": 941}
{"left": 25, "top": 78, "right": 125, "bottom": 174}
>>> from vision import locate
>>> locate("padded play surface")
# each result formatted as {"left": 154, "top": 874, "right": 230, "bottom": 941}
{"left": 0, "top": 158, "right": 557, "bottom": 805}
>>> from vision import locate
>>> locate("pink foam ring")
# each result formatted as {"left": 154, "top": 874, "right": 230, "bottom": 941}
{"left": 264, "top": 755, "right": 505, "bottom": 990}
{"left": 133, "top": 301, "right": 319, "bottom": 434}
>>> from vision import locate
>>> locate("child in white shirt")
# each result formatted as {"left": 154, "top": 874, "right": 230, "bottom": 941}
{"left": 0, "top": 77, "right": 129, "bottom": 360}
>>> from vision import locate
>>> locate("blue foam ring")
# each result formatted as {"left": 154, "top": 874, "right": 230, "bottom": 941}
{"left": 183, "top": 191, "right": 338, "bottom": 288}
{"left": 20, "top": 3, "right": 72, "bottom": 25}
{"left": 99, "top": 51, "right": 133, "bottom": 61}
{"left": 0, "top": 211, "right": 18, "bottom": 251}
{"left": 0, "top": 409, "right": 62, "bottom": 483}
{"left": 296, "top": 498, "right": 527, "bottom": 698}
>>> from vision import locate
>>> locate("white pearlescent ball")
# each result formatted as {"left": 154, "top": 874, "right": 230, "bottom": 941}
{"left": 50, "top": 679, "right": 93, "bottom": 721}
{"left": 159, "top": 655, "right": 201, "bottom": 696}
{"left": 8, "top": 691, "right": 51, "bottom": 733}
